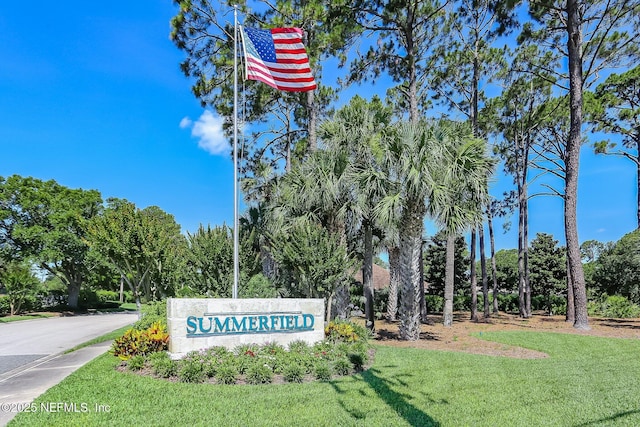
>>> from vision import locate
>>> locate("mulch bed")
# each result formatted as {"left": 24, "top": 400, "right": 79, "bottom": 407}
{"left": 371, "top": 312, "right": 640, "bottom": 359}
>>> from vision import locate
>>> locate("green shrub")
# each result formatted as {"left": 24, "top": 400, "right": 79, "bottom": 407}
{"left": 115, "top": 329, "right": 374, "bottom": 385}
{"left": 0, "top": 296, "right": 10, "bottom": 316}
{"left": 348, "top": 352, "right": 366, "bottom": 371}
{"left": 349, "top": 280, "right": 364, "bottom": 311}
{"left": 497, "top": 293, "right": 520, "bottom": 313}
{"left": 148, "top": 352, "right": 176, "bottom": 378}
{"left": 123, "top": 291, "right": 135, "bottom": 303}
{"left": 126, "top": 355, "right": 145, "bottom": 371}
{"left": 260, "top": 342, "right": 286, "bottom": 357}
{"left": 111, "top": 321, "right": 169, "bottom": 360}
{"left": 552, "top": 298, "right": 567, "bottom": 316}
{"left": 0, "top": 263, "right": 42, "bottom": 315}
{"left": 234, "top": 344, "right": 260, "bottom": 356}
{"left": 79, "top": 289, "right": 99, "bottom": 309}
{"left": 269, "top": 353, "right": 289, "bottom": 374}
{"left": 288, "top": 339, "right": 310, "bottom": 354}
{"left": 313, "top": 361, "right": 332, "bottom": 381}
{"left": 240, "top": 273, "right": 278, "bottom": 298}
{"left": 334, "top": 342, "right": 351, "bottom": 358}
{"left": 453, "top": 295, "right": 471, "bottom": 311}
{"left": 245, "top": 364, "right": 273, "bottom": 385}
{"left": 96, "top": 290, "right": 119, "bottom": 303}
{"left": 333, "top": 357, "right": 352, "bottom": 376}
{"left": 177, "top": 357, "right": 206, "bottom": 383}
{"left": 349, "top": 341, "right": 369, "bottom": 369}
{"left": 134, "top": 300, "right": 167, "bottom": 330}
{"left": 175, "top": 286, "right": 201, "bottom": 298}
{"left": 205, "top": 346, "right": 232, "bottom": 359}
{"left": 234, "top": 344, "right": 260, "bottom": 374}
{"left": 588, "top": 295, "right": 640, "bottom": 318}
{"left": 374, "top": 287, "right": 389, "bottom": 319}
{"left": 286, "top": 352, "right": 315, "bottom": 374}
{"left": 325, "top": 319, "right": 371, "bottom": 343}
{"left": 312, "top": 341, "right": 334, "bottom": 358}
{"left": 587, "top": 301, "right": 601, "bottom": 316}
{"left": 283, "top": 363, "right": 305, "bottom": 383}
{"left": 425, "top": 295, "right": 444, "bottom": 313}
{"left": 216, "top": 362, "right": 239, "bottom": 385}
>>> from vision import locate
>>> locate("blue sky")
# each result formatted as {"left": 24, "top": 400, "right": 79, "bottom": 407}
{"left": 0, "top": 2, "right": 637, "bottom": 253}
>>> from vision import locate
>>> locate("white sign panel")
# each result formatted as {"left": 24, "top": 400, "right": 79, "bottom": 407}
{"left": 167, "top": 298, "right": 325, "bottom": 358}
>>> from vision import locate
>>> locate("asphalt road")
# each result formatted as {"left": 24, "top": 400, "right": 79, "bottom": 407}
{"left": 0, "top": 313, "right": 137, "bottom": 359}
{"left": 0, "top": 312, "right": 138, "bottom": 426}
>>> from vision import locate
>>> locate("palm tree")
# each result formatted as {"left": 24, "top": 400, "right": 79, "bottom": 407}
{"left": 266, "top": 148, "right": 353, "bottom": 319}
{"left": 320, "top": 96, "right": 392, "bottom": 331}
{"left": 377, "top": 120, "right": 456, "bottom": 340}
{"left": 427, "top": 124, "right": 494, "bottom": 327}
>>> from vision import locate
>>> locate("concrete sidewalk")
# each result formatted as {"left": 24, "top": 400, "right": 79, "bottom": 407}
{"left": 0, "top": 313, "right": 137, "bottom": 426}
{"left": 0, "top": 342, "right": 113, "bottom": 426}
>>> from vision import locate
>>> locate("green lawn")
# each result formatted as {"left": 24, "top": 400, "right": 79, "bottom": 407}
{"left": 9, "top": 331, "right": 640, "bottom": 426}
{"left": 0, "top": 314, "right": 55, "bottom": 323}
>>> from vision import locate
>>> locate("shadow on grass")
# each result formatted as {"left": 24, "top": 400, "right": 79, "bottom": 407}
{"left": 355, "top": 367, "right": 441, "bottom": 426}
{"left": 595, "top": 318, "right": 640, "bottom": 330}
{"left": 574, "top": 409, "right": 640, "bottom": 426}
{"left": 376, "top": 329, "right": 442, "bottom": 341}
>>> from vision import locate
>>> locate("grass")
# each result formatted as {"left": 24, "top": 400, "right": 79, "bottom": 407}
{"left": 8, "top": 331, "right": 640, "bottom": 426}
{"left": 0, "top": 302, "right": 138, "bottom": 323}
{"left": 117, "top": 302, "right": 138, "bottom": 311}
{"left": 63, "top": 326, "right": 133, "bottom": 354}
{"left": 0, "top": 313, "right": 55, "bottom": 323}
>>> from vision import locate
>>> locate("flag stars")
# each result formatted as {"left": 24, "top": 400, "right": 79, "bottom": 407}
{"left": 241, "top": 26, "right": 316, "bottom": 92}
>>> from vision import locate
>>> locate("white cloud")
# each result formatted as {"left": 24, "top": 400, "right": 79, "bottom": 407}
{"left": 180, "top": 111, "right": 228, "bottom": 155}
{"left": 179, "top": 117, "right": 192, "bottom": 129}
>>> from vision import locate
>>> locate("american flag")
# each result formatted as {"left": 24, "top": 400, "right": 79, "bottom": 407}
{"left": 240, "top": 26, "right": 317, "bottom": 92}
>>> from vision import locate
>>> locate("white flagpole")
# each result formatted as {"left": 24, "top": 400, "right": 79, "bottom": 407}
{"left": 232, "top": 5, "right": 239, "bottom": 299}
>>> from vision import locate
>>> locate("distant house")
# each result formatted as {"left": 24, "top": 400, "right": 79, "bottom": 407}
{"left": 353, "top": 264, "right": 390, "bottom": 290}
{"left": 353, "top": 264, "right": 429, "bottom": 291}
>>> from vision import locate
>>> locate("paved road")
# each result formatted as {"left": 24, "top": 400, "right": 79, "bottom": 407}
{"left": 0, "top": 312, "right": 137, "bottom": 426}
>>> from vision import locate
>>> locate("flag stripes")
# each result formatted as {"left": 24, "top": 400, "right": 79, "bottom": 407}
{"left": 240, "top": 26, "right": 317, "bottom": 92}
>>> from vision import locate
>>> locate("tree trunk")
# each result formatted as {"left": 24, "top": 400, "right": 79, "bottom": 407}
{"left": 285, "top": 139, "right": 292, "bottom": 173}
{"left": 398, "top": 205, "right": 423, "bottom": 340}
{"left": 524, "top": 192, "right": 531, "bottom": 316}
{"left": 331, "top": 283, "right": 350, "bottom": 320}
{"left": 419, "top": 239, "right": 428, "bottom": 323}
{"left": 406, "top": 7, "right": 418, "bottom": 124}
{"left": 566, "top": 256, "right": 575, "bottom": 322}
{"left": 517, "top": 183, "right": 528, "bottom": 318}
{"left": 443, "top": 234, "right": 456, "bottom": 327}
{"left": 636, "top": 140, "right": 639, "bottom": 229}
{"left": 479, "top": 224, "right": 489, "bottom": 318}
{"left": 566, "top": 0, "right": 589, "bottom": 330}
{"left": 387, "top": 246, "right": 400, "bottom": 321}
{"left": 261, "top": 246, "right": 277, "bottom": 281}
{"left": 488, "top": 203, "right": 499, "bottom": 313}
{"left": 67, "top": 283, "right": 80, "bottom": 310}
{"left": 330, "top": 221, "right": 350, "bottom": 320}
{"left": 363, "top": 222, "right": 375, "bottom": 331}
{"left": 470, "top": 230, "right": 478, "bottom": 321}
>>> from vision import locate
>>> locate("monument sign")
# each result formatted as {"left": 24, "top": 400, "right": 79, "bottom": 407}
{"left": 167, "top": 298, "right": 324, "bottom": 358}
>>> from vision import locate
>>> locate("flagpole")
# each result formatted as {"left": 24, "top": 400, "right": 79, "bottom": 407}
{"left": 232, "top": 4, "right": 239, "bottom": 299}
